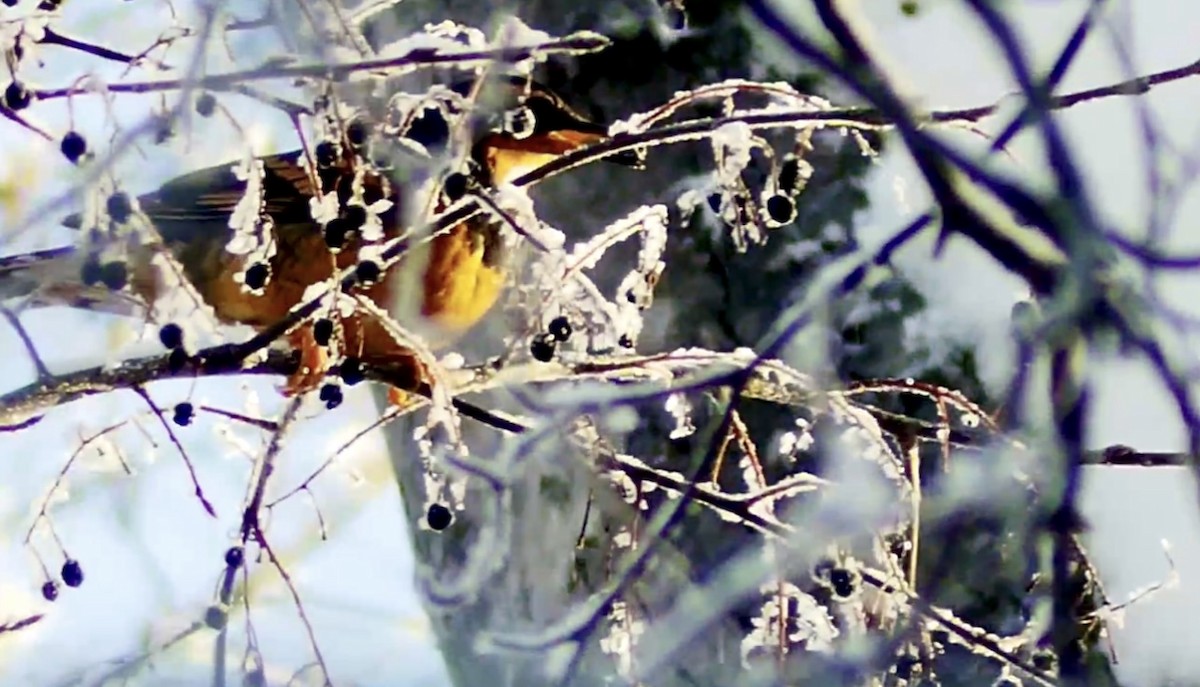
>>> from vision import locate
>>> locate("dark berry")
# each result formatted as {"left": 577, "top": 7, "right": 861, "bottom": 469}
{"left": 204, "top": 605, "right": 227, "bottom": 629}
{"left": 504, "top": 106, "right": 535, "bottom": 139}
{"left": 319, "top": 383, "right": 343, "bottom": 409}
{"left": 341, "top": 205, "right": 367, "bottom": 231}
{"left": 61, "top": 559, "right": 83, "bottom": 588}
{"left": 765, "top": 194, "right": 795, "bottom": 225}
{"left": 406, "top": 108, "right": 450, "bottom": 152}
{"left": 336, "top": 178, "right": 355, "bottom": 208}
{"left": 80, "top": 256, "right": 103, "bottom": 286}
{"left": 618, "top": 334, "right": 634, "bottom": 349}
{"left": 355, "top": 260, "right": 381, "bottom": 284}
{"left": 777, "top": 155, "right": 801, "bottom": 194}
{"left": 60, "top": 131, "right": 87, "bottom": 163}
{"left": 346, "top": 120, "right": 367, "bottom": 148}
{"left": 339, "top": 357, "right": 364, "bottom": 385}
{"left": 625, "top": 289, "right": 638, "bottom": 304}
{"left": 99, "top": 261, "right": 128, "bottom": 290}
{"left": 323, "top": 218, "right": 348, "bottom": 250}
{"left": 243, "top": 262, "right": 270, "bottom": 290}
{"left": 426, "top": 503, "right": 453, "bottom": 531}
{"left": 362, "top": 182, "right": 384, "bottom": 206}
{"left": 2, "top": 0, "right": 18, "bottom": 7}
{"left": 224, "top": 546, "right": 244, "bottom": 569}
{"left": 894, "top": 654, "right": 919, "bottom": 680}
{"left": 158, "top": 323, "right": 183, "bottom": 350}
{"left": 41, "top": 580, "right": 59, "bottom": 601}
{"left": 318, "top": 167, "right": 340, "bottom": 194}
{"left": 706, "top": 193, "right": 722, "bottom": 214}
{"left": 167, "top": 348, "right": 189, "bottom": 372}
{"left": 4, "top": 81, "right": 31, "bottom": 110}
{"left": 106, "top": 192, "right": 132, "bottom": 223}
{"left": 195, "top": 92, "right": 216, "bottom": 117}
{"left": 314, "top": 141, "right": 337, "bottom": 168}
{"left": 1032, "top": 651, "right": 1056, "bottom": 671}
{"left": 929, "top": 629, "right": 949, "bottom": 646}
{"left": 172, "top": 402, "right": 194, "bottom": 426}
{"left": 443, "top": 172, "right": 468, "bottom": 202}
{"left": 153, "top": 116, "right": 173, "bottom": 144}
{"left": 830, "top": 568, "right": 855, "bottom": 597}
{"left": 313, "top": 318, "right": 334, "bottom": 346}
{"left": 548, "top": 316, "right": 571, "bottom": 342}
{"left": 530, "top": 334, "right": 556, "bottom": 362}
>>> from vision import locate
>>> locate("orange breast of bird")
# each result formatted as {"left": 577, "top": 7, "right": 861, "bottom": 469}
{"left": 189, "top": 215, "right": 504, "bottom": 377}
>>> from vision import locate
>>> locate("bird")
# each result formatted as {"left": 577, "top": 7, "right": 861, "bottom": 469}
{"left": 0, "top": 76, "right": 638, "bottom": 401}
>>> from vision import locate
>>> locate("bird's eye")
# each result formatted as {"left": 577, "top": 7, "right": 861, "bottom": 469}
{"left": 503, "top": 105, "right": 536, "bottom": 140}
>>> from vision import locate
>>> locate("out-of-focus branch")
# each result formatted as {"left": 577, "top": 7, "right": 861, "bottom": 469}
{"left": 28, "top": 33, "right": 611, "bottom": 101}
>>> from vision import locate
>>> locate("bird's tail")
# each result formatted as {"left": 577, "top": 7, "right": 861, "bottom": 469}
{"left": 0, "top": 245, "right": 88, "bottom": 307}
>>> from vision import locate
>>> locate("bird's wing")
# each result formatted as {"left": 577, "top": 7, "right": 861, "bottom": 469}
{"left": 139, "top": 150, "right": 315, "bottom": 240}
{"left": 0, "top": 246, "right": 146, "bottom": 315}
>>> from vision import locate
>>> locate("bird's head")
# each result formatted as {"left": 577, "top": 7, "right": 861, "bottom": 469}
{"left": 402, "top": 75, "right": 642, "bottom": 187}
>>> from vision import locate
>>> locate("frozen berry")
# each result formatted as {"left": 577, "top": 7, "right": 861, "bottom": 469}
{"left": 362, "top": 181, "right": 384, "bottom": 205}
{"left": 172, "top": 402, "right": 194, "bottom": 426}
{"left": 319, "top": 383, "right": 343, "bottom": 409}
{"left": 706, "top": 193, "right": 722, "bottom": 214}
{"left": 894, "top": 654, "right": 920, "bottom": 680}
{"left": 60, "top": 131, "right": 87, "bottom": 163}
{"left": 777, "top": 155, "right": 801, "bottom": 194}
{"left": 548, "top": 316, "right": 572, "bottom": 342}
{"left": 341, "top": 205, "right": 367, "bottom": 231}
{"left": 61, "top": 559, "right": 83, "bottom": 588}
{"left": 323, "top": 218, "right": 348, "bottom": 250}
{"left": 426, "top": 503, "right": 453, "bottom": 531}
{"left": 243, "top": 262, "right": 270, "bottom": 290}
{"left": 355, "top": 260, "right": 381, "bottom": 284}
{"left": 765, "top": 194, "right": 795, "bottom": 225}
{"left": 99, "top": 261, "right": 128, "bottom": 290}
{"left": 530, "top": 334, "right": 555, "bottom": 362}
{"left": 204, "top": 605, "right": 227, "bottom": 629}
{"left": 167, "top": 348, "right": 188, "bottom": 372}
{"left": 195, "top": 92, "right": 216, "bottom": 117}
{"left": 158, "top": 323, "right": 183, "bottom": 350}
{"left": 339, "top": 357, "right": 364, "bottom": 385}
{"left": 313, "top": 318, "right": 334, "bottom": 347}
{"left": 618, "top": 334, "right": 634, "bottom": 349}
{"left": 153, "top": 116, "right": 173, "bottom": 144}
{"left": 346, "top": 120, "right": 367, "bottom": 148}
{"left": 4, "top": 81, "right": 30, "bottom": 110}
{"left": 106, "top": 192, "right": 132, "bottom": 223}
{"left": 315, "top": 141, "right": 337, "bottom": 168}
{"left": 830, "top": 568, "right": 855, "bottom": 597}
{"left": 443, "top": 172, "right": 468, "bottom": 202}
{"left": 80, "top": 256, "right": 103, "bottom": 286}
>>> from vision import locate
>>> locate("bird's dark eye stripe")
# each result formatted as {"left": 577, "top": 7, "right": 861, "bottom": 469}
{"left": 521, "top": 96, "right": 605, "bottom": 136}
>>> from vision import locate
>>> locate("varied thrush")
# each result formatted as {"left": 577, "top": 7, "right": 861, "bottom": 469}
{"left": 0, "top": 77, "right": 636, "bottom": 399}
